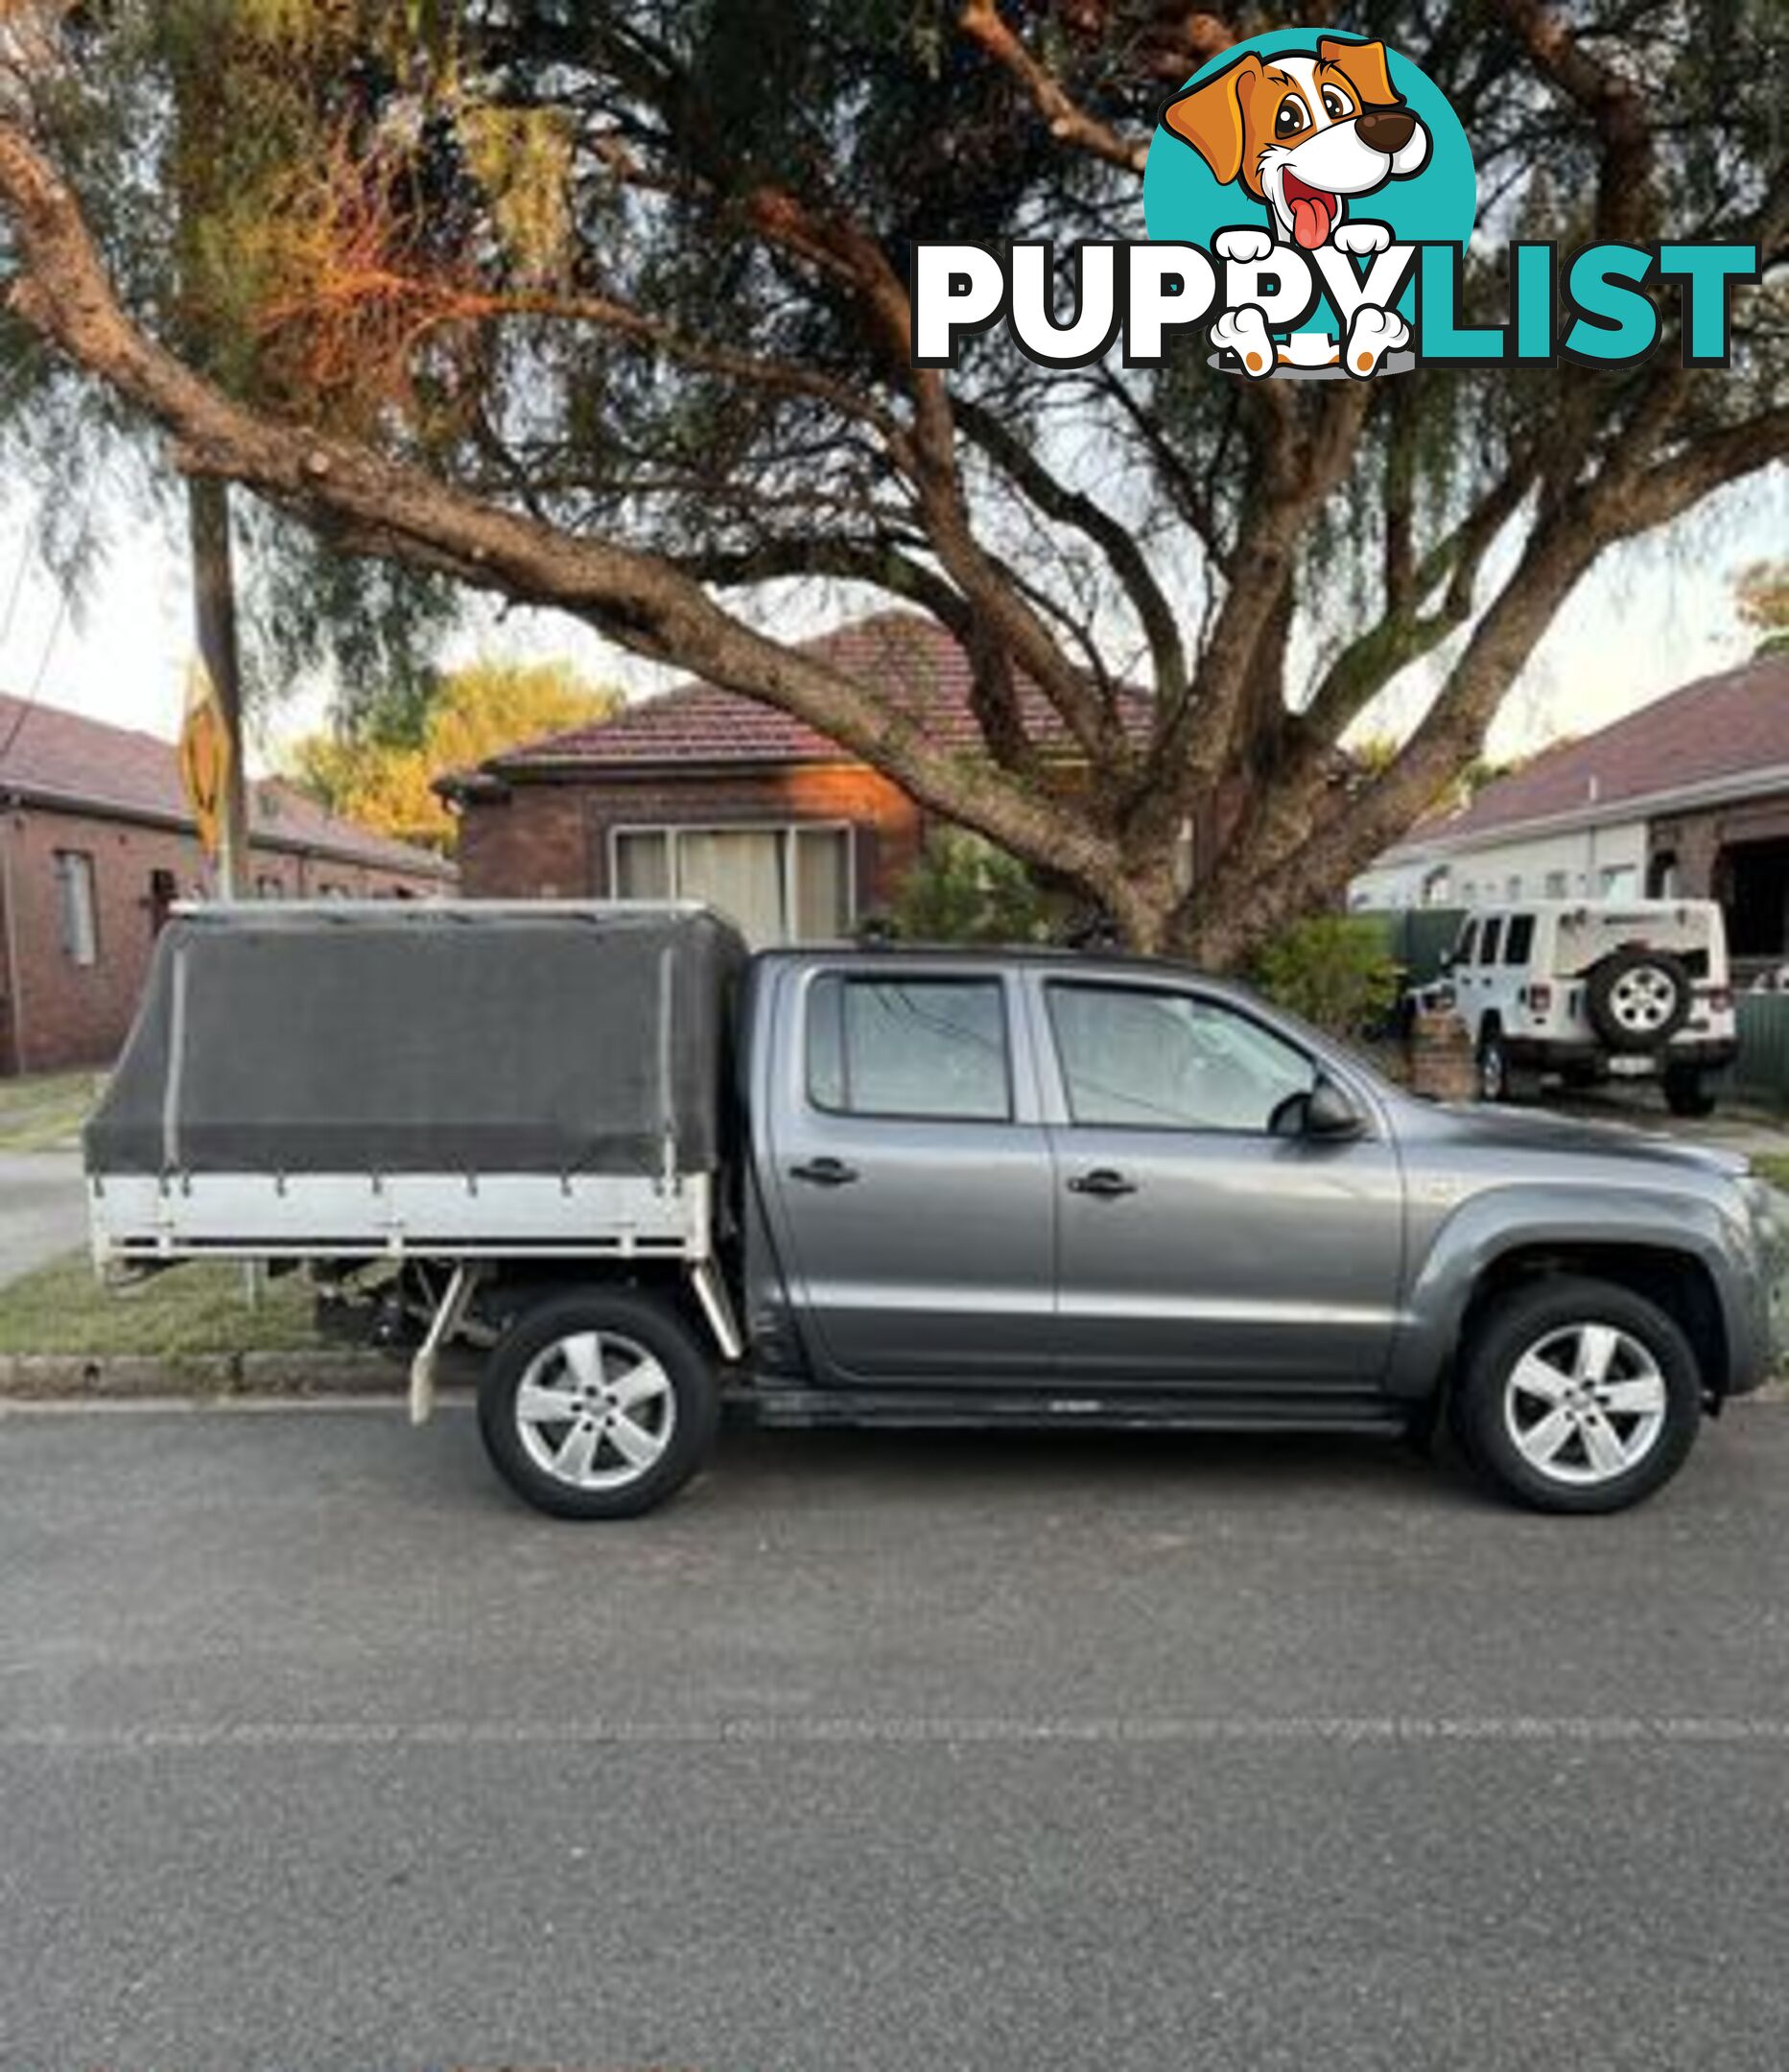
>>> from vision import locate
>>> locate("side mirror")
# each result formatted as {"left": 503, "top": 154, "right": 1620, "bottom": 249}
{"left": 1305, "top": 1074, "right": 1365, "bottom": 1141}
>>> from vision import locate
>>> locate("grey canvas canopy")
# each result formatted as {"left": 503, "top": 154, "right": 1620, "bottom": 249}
{"left": 85, "top": 904, "right": 747, "bottom": 1179}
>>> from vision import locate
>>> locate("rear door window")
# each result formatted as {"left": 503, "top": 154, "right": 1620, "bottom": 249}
{"left": 807, "top": 975, "right": 1011, "bottom": 1121}
{"left": 1478, "top": 916, "right": 1505, "bottom": 964}
{"left": 1503, "top": 914, "right": 1536, "bottom": 964}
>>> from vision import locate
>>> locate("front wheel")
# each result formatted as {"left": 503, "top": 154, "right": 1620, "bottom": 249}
{"left": 478, "top": 1287, "right": 719, "bottom": 1519}
{"left": 1477, "top": 1027, "right": 1536, "bottom": 1104}
{"left": 1449, "top": 1276, "right": 1702, "bottom": 1514}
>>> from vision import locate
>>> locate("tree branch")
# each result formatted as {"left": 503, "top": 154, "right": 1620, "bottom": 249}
{"left": 1505, "top": 0, "right": 1658, "bottom": 244}
{"left": 954, "top": 395, "right": 1188, "bottom": 710}
{"left": 0, "top": 115, "right": 1124, "bottom": 892}
{"left": 956, "top": 0, "right": 1150, "bottom": 177}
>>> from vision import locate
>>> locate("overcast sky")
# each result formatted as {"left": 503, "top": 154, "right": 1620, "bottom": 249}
{"left": 0, "top": 465, "right": 1782, "bottom": 776}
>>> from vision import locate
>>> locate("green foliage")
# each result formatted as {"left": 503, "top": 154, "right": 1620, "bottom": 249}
{"left": 285, "top": 655, "right": 620, "bottom": 851}
{"left": 1737, "top": 561, "right": 1789, "bottom": 656}
{"left": 889, "top": 830, "right": 1061, "bottom": 946}
{"left": 1252, "top": 916, "right": 1401, "bottom": 1039}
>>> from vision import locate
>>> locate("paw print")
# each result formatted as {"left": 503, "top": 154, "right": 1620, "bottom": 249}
{"left": 1211, "top": 306, "right": 1276, "bottom": 379}
{"left": 1344, "top": 305, "right": 1410, "bottom": 377}
{"left": 1213, "top": 226, "right": 1274, "bottom": 265}
{"left": 1332, "top": 222, "right": 1392, "bottom": 257}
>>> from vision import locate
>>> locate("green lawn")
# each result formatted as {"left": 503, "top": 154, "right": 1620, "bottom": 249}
{"left": 1752, "top": 1154, "right": 1789, "bottom": 1195}
{"left": 0, "top": 1252, "right": 321, "bottom": 1359}
{"left": 0, "top": 1070, "right": 105, "bottom": 1153}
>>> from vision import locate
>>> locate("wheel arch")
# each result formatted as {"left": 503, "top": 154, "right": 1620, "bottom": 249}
{"left": 1456, "top": 1242, "right": 1727, "bottom": 1401}
{"left": 1394, "top": 1189, "right": 1743, "bottom": 1404}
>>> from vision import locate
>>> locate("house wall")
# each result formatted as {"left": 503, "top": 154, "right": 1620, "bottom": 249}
{"left": 1, "top": 801, "right": 445, "bottom": 1076}
{"left": 456, "top": 765, "right": 926, "bottom": 924}
{"left": 1352, "top": 821, "right": 1650, "bottom": 911}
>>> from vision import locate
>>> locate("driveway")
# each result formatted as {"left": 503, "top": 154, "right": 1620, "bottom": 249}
{"left": 1549, "top": 1083, "right": 1789, "bottom": 1159}
{"left": 0, "top": 1149, "right": 86, "bottom": 1287}
{"left": 2, "top": 1402, "right": 1787, "bottom": 2069}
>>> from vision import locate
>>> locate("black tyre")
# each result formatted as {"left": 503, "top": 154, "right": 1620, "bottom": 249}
{"left": 1585, "top": 948, "right": 1692, "bottom": 1053}
{"left": 1476, "top": 1024, "right": 1536, "bottom": 1104}
{"left": 478, "top": 1287, "right": 719, "bottom": 1519}
{"left": 1449, "top": 1275, "right": 1702, "bottom": 1514}
{"left": 1477, "top": 1024, "right": 1513, "bottom": 1103}
{"left": 1662, "top": 1065, "right": 1718, "bottom": 1118}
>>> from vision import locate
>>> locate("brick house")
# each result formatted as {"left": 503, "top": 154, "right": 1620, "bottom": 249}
{"left": 441, "top": 612, "right": 1136, "bottom": 945}
{"left": 1353, "top": 650, "right": 1789, "bottom": 973}
{"left": 0, "top": 692, "right": 454, "bottom": 1075}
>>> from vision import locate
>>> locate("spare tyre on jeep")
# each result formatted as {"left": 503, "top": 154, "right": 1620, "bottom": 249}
{"left": 1584, "top": 945, "right": 1693, "bottom": 1053}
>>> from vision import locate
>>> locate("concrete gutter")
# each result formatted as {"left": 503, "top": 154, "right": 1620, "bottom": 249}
{"left": 0, "top": 1349, "right": 406, "bottom": 1401}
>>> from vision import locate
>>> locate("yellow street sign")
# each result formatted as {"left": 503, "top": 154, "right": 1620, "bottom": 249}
{"left": 177, "top": 656, "right": 233, "bottom": 862}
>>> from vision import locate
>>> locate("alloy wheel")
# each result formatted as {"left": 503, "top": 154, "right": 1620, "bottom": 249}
{"left": 1501, "top": 1321, "right": 1668, "bottom": 1487}
{"left": 513, "top": 1330, "right": 677, "bottom": 1491}
{"left": 1608, "top": 965, "right": 1681, "bottom": 1037}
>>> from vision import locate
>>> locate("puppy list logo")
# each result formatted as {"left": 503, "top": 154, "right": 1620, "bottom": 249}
{"left": 1151, "top": 31, "right": 1467, "bottom": 377}
{"left": 911, "top": 29, "right": 1755, "bottom": 379}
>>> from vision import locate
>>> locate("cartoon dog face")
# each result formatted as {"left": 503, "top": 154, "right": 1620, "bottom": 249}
{"left": 1164, "top": 38, "right": 1429, "bottom": 251}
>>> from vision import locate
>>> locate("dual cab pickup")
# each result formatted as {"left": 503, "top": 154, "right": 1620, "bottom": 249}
{"left": 85, "top": 903, "right": 1782, "bottom": 1519}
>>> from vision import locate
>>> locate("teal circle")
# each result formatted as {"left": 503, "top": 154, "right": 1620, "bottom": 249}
{"left": 1142, "top": 31, "right": 1476, "bottom": 330}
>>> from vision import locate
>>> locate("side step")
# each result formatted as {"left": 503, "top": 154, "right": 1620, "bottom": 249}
{"left": 736, "top": 1382, "right": 1410, "bottom": 1436}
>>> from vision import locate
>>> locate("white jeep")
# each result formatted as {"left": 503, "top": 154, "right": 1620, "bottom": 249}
{"left": 1435, "top": 900, "right": 1738, "bottom": 1117}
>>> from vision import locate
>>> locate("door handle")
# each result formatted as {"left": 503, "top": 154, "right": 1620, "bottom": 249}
{"left": 789, "top": 1157, "right": 859, "bottom": 1188}
{"left": 1068, "top": 1167, "right": 1138, "bottom": 1198}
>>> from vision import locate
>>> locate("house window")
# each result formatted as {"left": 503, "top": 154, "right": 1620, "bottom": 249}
{"left": 1543, "top": 871, "right": 1568, "bottom": 898}
{"left": 612, "top": 824, "right": 854, "bottom": 947}
{"left": 54, "top": 851, "right": 98, "bottom": 966}
{"left": 1505, "top": 874, "right": 1522, "bottom": 902}
{"left": 1599, "top": 864, "right": 1637, "bottom": 899}
{"left": 254, "top": 874, "right": 284, "bottom": 901}
{"left": 149, "top": 867, "right": 178, "bottom": 935}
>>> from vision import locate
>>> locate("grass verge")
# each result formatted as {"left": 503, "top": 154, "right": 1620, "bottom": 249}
{"left": 1752, "top": 1153, "right": 1789, "bottom": 1195}
{"left": 0, "top": 1251, "right": 321, "bottom": 1359}
{"left": 0, "top": 1070, "right": 105, "bottom": 1153}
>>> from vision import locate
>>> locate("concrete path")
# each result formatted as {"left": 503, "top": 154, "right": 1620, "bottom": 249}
{"left": 0, "top": 1150, "right": 85, "bottom": 1287}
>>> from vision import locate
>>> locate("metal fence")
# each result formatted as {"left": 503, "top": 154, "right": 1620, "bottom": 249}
{"left": 1730, "top": 994, "right": 1789, "bottom": 1112}
{"left": 1359, "top": 907, "right": 1466, "bottom": 987}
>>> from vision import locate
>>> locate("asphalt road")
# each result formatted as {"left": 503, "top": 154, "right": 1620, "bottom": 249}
{"left": 0, "top": 1149, "right": 86, "bottom": 1287}
{"left": 2, "top": 1402, "right": 1787, "bottom": 2071}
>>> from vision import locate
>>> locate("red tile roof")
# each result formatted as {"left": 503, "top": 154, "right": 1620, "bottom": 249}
{"left": 483, "top": 611, "right": 1149, "bottom": 775}
{"left": 1401, "top": 650, "right": 1789, "bottom": 851}
{"left": 0, "top": 692, "right": 453, "bottom": 878}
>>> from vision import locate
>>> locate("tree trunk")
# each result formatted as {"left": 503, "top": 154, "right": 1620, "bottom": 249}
{"left": 186, "top": 475, "right": 248, "bottom": 898}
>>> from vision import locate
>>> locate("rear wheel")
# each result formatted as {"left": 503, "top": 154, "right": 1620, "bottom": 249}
{"left": 1449, "top": 1276, "right": 1702, "bottom": 1514}
{"left": 478, "top": 1288, "right": 719, "bottom": 1519}
{"left": 1662, "top": 1065, "right": 1717, "bottom": 1118}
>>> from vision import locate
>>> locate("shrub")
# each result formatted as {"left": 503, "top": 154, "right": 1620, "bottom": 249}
{"left": 887, "top": 830, "right": 1062, "bottom": 945}
{"left": 1252, "top": 914, "right": 1401, "bottom": 1038}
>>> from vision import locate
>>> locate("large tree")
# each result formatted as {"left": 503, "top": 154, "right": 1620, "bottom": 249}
{"left": 0, "top": 0, "right": 1783, "bottom": 958}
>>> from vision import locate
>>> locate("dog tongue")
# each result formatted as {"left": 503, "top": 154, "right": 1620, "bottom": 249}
{"left": 1290, "top": 193, "right": 1330, "bottom": 249}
